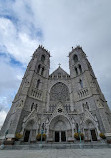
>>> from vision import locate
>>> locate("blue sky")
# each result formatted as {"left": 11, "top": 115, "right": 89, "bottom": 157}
{"left": 0, "top": 0, "right": 111, "bottom": 127}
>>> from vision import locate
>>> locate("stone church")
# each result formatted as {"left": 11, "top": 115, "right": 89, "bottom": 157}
{"left": 0, "top": 45, "right": 111, "bottom": 143}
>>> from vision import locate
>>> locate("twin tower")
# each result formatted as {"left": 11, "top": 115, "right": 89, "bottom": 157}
{"left": 0, "top": 45, "right": 111, "bottom": 143}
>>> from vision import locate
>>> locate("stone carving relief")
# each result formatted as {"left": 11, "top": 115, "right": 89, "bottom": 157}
{"left": 97, "top": 100, "right": 104, "bottom": 108}
{"left": 54, "top": 121, "right": 66, "bottom": 131}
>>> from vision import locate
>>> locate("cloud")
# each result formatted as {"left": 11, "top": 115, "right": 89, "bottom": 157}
{"left": 0, "top": 17, "right": 38, "bottom": 65}
{"left": 0, "top": 111, "right": 7, "bottom": 129}
{"left": 0, "top": 0, "right": 111, "bottom": 127}
{"left": 0, "top": 53, "right": 25, "bottom": 112}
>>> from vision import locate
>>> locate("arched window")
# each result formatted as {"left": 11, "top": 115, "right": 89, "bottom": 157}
{"left": 73, "top": 54, "right": 78, "bottom": 63}
{"left": 78, "top": 64, "right": 82, "bottom": 73}
{"left": 41, "top": 67, "right": 44, "bottom": 76}
{"left": 35, "top": 104, "right": 38, "bottom": 110}
{"left": 76, "top": 123, "right": 79, "bottom": 133}
{"left": 86, "top": 102, "right": 89, "bottom": 110}
{"left": 83, "top": 102, "right": 89, "bottom": 111}
{"left": 80, "top": 79, "right": 83, "bottom": 88}
{"left": 58, "top": 73, "right": 61, "bottom": 78}
{"left": 36, "top": 79, "right": 40, "bottom": 89}
{"left": 31, "top": 103, "right": 34, "bottom": 111}
{"left": 75, "top": 67, "right": 78, "bottom": 76}
{"left": 37, "top": 64, "right": 41, "bottom": 73}
{"left": 41, "top": 55, "right": 45, "bottom": 63}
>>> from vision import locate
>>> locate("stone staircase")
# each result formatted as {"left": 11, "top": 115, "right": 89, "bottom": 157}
{"left": 2, "top": 142, "right": 111, "bottom": 150}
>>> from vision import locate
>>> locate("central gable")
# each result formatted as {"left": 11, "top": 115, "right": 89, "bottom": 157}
{"left": 49, "top": 66, "right": 70, "bottom": 79}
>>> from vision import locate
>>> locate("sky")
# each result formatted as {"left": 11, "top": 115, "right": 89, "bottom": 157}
{"left": 0, "top": 0, "right": 111, "bottom": 128}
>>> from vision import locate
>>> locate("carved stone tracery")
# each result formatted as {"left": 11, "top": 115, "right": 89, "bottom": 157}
{"left": 50, "top": 82, "right": 70, "bottom": 101}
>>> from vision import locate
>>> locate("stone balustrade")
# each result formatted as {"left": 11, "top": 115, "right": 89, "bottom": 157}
{"left": 78, "top": 87, "right": 89, "bottom": 99}
{"left": 30, "top": 88, "right": 42, "bottom": 100}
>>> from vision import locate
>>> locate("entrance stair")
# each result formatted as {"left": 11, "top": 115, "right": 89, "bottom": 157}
{"left": 2, "top": 141, "right": 111, "bottom": 150}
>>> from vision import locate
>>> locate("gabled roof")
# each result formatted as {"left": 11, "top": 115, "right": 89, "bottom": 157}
{"left": 50, "top": 66, "right": 69, "bottom": 76}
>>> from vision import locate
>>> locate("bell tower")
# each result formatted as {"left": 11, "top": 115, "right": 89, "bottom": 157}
{"left": 69, "top": 46, "right": 89, "bottom": 78}
{"left": 0, "top": 45, "right": 50, "bottom": 138}
{"left": 69, "top": 46, "right": 111, "bottom": 139}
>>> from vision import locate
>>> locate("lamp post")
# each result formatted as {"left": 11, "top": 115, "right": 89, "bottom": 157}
{"left": 78, "top": 129, "right": 82, "bottom": 149}
{"left": 4, "top": 130, "right": 8, "bottom": 142}
{"left": 38, "top": 119, "right": 41, "bottom": 134}
{"left": 78, "top": 129, "right": 81, "bottom": 143}
{"left": 0, "top": 130, "right": 8, "bottom": 150}
{"left": 41, "top": 123, "right": 45, "bottom": 144}
{"left": 41, "top": 129, "right": 44, "bottom": 144}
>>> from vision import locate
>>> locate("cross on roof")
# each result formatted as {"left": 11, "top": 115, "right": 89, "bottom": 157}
{"left": 58, "top": 63, "right": 61, "bottom": 67}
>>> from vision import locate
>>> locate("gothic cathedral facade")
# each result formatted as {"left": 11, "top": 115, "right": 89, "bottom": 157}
{"left": 0, "top": 45, "right": 111, "bottom": 143}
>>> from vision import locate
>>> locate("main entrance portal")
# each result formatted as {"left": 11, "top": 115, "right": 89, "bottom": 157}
{"left": 55, "top": 131, "right": 66, "bottom": 142}
{"left": 90, "top": 129, "right": 97, "bottom": 141}
{"left": 24, "top": 130, "right": 30, "bottom": 142}
{"left": 49, "top": 115, "right": 72, "bottom": 142}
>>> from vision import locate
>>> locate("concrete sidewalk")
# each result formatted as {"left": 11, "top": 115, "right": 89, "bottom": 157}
{"left": 0, "top": 148, "right": 111, "bottom": 158}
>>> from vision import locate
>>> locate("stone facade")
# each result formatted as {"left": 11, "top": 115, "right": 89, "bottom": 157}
{"left": 0, "top": 45, "right": 111, "bottom": 143}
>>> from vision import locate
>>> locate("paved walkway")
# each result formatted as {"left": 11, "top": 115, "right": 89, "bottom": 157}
{"left": 0, "top": 148, "right": 111, "bottom": 158}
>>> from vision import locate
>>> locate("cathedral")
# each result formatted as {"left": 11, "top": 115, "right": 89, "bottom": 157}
{"left": 0, "top": 45, "right": 111, "bottom": 143}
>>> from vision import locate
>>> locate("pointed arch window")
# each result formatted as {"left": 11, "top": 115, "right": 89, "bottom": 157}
{"left": 41, "top": 67, "right": 44, "bottom": 76}
{"left": 41, "top": 55, "right": 45, "bottom": 63}
{"left": 36, "top": 79, "right": 40, "bottom": 89}
{"left": 83, "top": 102, "right": 89, "bottom": 111}
{"left": 73, "top": 54, "right": 78, "bottom": 63}
{"left": 35, "top": 104, "right": 38, "bottom": 110}
{"left": 76, "top": 123, "right": 79, "bottom": 133}
{"left": 37, "top": 64, "right": 41, "bottom": 73}
{"left": 78, "top": 64, "right": 82, "bottom": 74}
{"left": 86, "top": 102, "right": 89, "bottom": 110}
{"left": 75, "top": 67, "right": 78, "bottom": 76}
{"left": 80, "top": 79, "right": 83, "bottom": 88}
{"left": 31, "top": 103, "right": 34, "bottom": 111}
{"left": 58, "top": 73, "right": 61, "bottom": 78}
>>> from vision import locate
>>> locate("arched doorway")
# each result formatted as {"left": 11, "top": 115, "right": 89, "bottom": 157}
{"left": 24, "top": 119, "right": 36, "bottom": 142}
{"left": 84, "top": 120, "right": 97, "bottom": 141}
{"left": 49, "top": 115, "right": 72, "bottom": 142}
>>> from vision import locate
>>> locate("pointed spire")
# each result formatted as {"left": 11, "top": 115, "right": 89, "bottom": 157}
{"left": 69, "top": 45, "right": 86, "bottom": 56}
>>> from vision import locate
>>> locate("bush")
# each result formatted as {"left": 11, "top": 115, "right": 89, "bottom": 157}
{"left": 74, "top": 133, "right": 84, "bottom": 140}
{"left": 36, "top": 133, "right": 47, "bottom": 141}
{"left": 99, "top": 133, "right": 106, "bottom": 139}
{"left": 36, "top": 134, "right": 41, "bottom": 141}
{"left": 15, "top": 133, "right": 23, "bottom": 140}
{"left": 42, "top": 134, "right": 46, "bottom": 141}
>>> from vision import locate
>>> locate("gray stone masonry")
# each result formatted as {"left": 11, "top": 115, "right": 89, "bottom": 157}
{"left": 0, "top": 45, "right": 111, "bottom": 143}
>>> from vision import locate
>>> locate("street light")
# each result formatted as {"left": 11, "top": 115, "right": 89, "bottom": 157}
{"left": 5, "top": 130, "right": 8, "bottom": 139}
{"left": 78, "top": 129, "right": 82, "bottom": 149}
{"left": 41, "top": 129, "right": 44, "bottom": 144}
{"left": 78, "top": 129, "right": 81, "bottom": 143}
{"left": 38, "top": 119, "right": 41, "bottom": 134}
{"left": 41, "top": 123, "right": 44, "bottom": 144}
{"left": 0, "top": 130, "right": 8, "bottom": 150}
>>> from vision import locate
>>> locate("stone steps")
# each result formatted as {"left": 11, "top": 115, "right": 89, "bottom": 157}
{"left": 2, "top": 142, "right": 111, "bottom": 150}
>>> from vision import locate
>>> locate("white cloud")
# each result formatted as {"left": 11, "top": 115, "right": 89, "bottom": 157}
{"left": 0, "top": 17, "right": 37, "bottom": 65}
{"left": 0, "top": 54, "right": 25, "bottom": 126}
{"left": 0, "top": 111, "right": 7, "bottom": 129}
